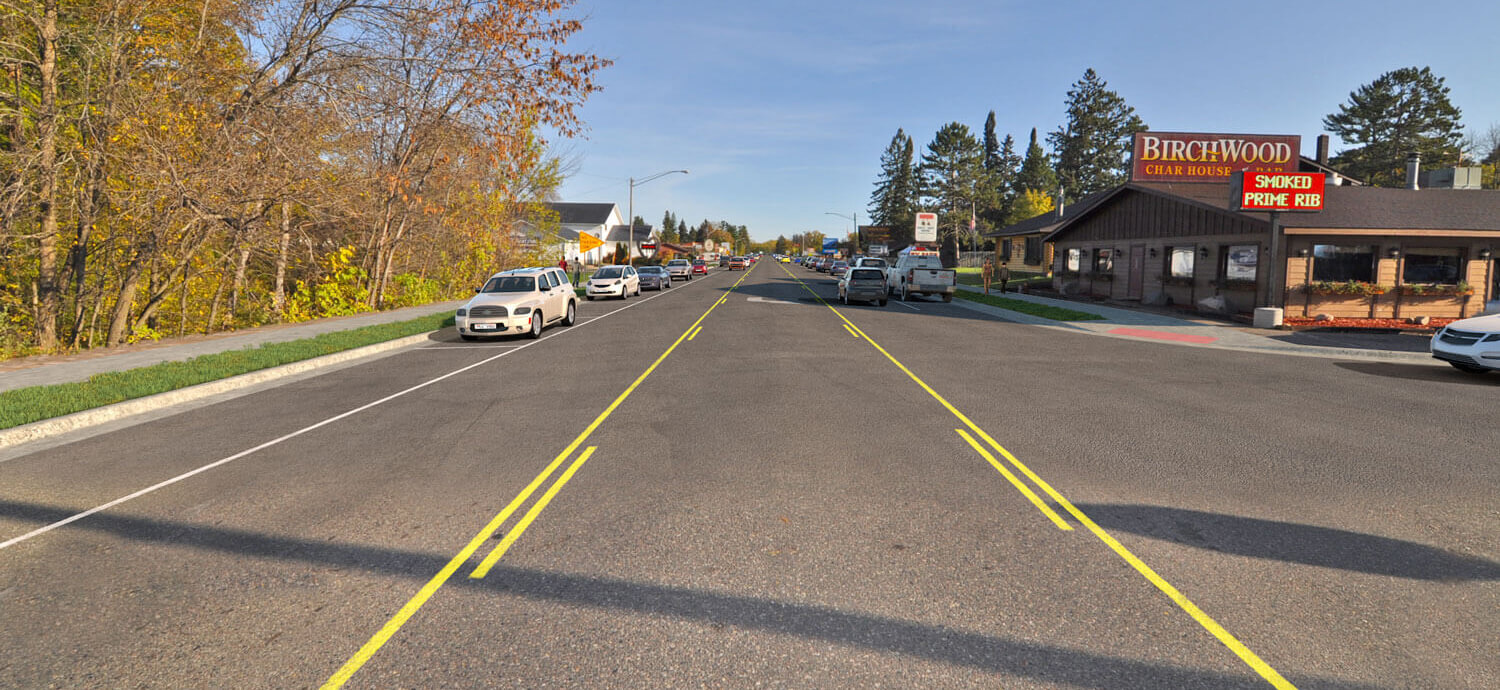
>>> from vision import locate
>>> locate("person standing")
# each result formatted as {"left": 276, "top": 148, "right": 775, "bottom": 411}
{"left": 981, "top": 258, "right": 994, "bottom": 295}
{"left": 558, "top": 257, "right": 568, "bottom": 271}
{"left": 998, "top": 261, "right": 1011, "bottom": 293}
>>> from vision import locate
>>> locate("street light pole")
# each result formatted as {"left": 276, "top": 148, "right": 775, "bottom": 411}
{"left": 627, "top": 169, "right": 688, "bottom": 264}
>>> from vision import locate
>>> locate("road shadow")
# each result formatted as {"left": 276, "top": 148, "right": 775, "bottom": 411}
{"left": 1076, "top": 503, "right": 1500, "bottom": 582}
{"left": 1268, "top": 330, "right": 1432, "bottom": 353}
{"left": 1333, "top": 361, "right": 1500, "bottom": 386}
{"left": 0, "top": 497, "right": 1381, "bottom": 689}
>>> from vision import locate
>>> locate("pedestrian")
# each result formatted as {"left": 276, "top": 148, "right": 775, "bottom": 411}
{"left": 558, "top": 256, "right": 568, "bottom": 271}
{"left": 981, "top": 258, "right": 994, "bottom": 295}
{"left": 998, "top": 261, "right": 1011, "bottom": 293}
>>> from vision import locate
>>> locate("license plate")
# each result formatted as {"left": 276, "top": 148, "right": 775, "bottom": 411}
{"left": 471, "top": 323, "right": 497, "bottom": 331}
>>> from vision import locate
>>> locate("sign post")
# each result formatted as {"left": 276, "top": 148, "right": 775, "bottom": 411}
{"left": 914, "top": 212, "right": 938, "bottom": 244}
{"left": 1228, "top": 171, "right": 1325, "bottom": 310}
{"left": 640, "top": 239, "right": 657, "bottom": 260}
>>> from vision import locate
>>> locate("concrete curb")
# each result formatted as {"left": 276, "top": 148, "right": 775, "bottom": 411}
{"left": 0, "top": 331, "right": 435, "bottom": 450}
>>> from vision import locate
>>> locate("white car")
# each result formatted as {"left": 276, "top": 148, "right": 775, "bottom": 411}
{"left": 456, "top": 267, "right": 576, "bottom": 340}
{"left": 1430, "top": 313, "right": 1500, "bottom": 374}
{"left": 586, "top": 265, "right": 641, "bottom": 300}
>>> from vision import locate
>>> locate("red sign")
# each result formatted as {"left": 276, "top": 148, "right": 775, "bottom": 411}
{"left": 1232, "top": 172, "right": 1325, "bottom": 212}
{"left": 1132, "top": 132, "right": 1300, "bottom": 183}
{"left": 641, "top": 241, "right": 657, "bottom": 251}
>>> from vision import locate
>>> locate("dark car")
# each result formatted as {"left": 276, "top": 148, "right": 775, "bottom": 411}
{"left": 637, "top": 265, "right": 672, "bottom": 290}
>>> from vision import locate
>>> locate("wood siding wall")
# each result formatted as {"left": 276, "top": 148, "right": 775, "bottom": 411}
{"left": 1062, "top": 191, "right": 1268, "bottom": 243}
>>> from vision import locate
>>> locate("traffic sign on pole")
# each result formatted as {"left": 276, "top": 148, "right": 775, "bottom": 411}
{"left": 915, "top": 213, "right": 938, "bottom": 243}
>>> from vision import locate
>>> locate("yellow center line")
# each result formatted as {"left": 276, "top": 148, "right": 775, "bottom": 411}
{"left": 842, "top": 323, "right": 860, "bottom": 338}
{"left": 322, "top": 264, "right": 756, "bottom": 689}
{"left": 955, "top": 429, "right": 1071, "bottom": 530}
{"left": 775, "top": 263, "right": 1295, "bottom": 690}
{"left": 688, "top": 325, "right": 703, "bottom": 341}
{"left": 470, "top": 446, "right": 597, "bottom": 578}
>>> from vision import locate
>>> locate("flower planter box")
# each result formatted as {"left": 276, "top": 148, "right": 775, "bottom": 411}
{"left": 1303, "top": 294, "right": 1376, "bottom": 318}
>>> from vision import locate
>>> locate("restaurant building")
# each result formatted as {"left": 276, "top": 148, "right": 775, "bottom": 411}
{"left": 1038, "top": 132, "right": 1500, "bottom": 319}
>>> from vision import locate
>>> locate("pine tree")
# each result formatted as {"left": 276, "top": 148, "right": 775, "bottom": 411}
{"left": 981, "top": 112, "right": 1021, "bottom": 228}
{"left": 659, "top": 210, "right": 678, "bottom": 243}
{"left": 1015, "top": 128, "right": 1057, "bottom": 197}
{"left": 1048, "top": 68, "right": 1146, "bottom": 200}
{"left": 677, "top": 219, "right": 689, "bottom": 242}
{"left": 994, "top": 134, "right": 1021, "bottom": 223}
{"left": 1324, "top": 66, "right": 1465, "bottom": 187}
{"left": 869, "top": 128, "right": 919, "bottom": 239}
{"left": 920, "top": 122, "right": 985, "bottom": 266}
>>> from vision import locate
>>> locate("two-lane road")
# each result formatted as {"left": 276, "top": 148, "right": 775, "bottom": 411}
{"left": 2, "top": 262, "right": 1495, "bottom": 688}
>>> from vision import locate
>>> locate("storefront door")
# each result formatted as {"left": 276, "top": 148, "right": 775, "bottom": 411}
{"left": 1127, "top": 245, "right": 1145, "bottom": 300}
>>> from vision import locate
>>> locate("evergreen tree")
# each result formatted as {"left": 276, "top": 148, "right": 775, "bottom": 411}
{"left": 980, "top": 112, "right": 1022, "bottom": 228}
{"left": 677, "top": 219, "right": 689, "bottom": 241}
{"left": 1015, "top": 128, "right": 1057, "bottom": 197}
{"left": 695, "top": 220, "right": 712, "bottom": 244}
{"left": 869, "top": 128, "right": 919, "bottom": 240}
{"left": 920, "top": 122, "right": 985, "bottom": 266}
{"left": 659, "top": 210, "right": 678, "bottom": 243}
{"left": 1048, "top": 68, "right": 1146, "bottom": 200}
{"left": 775, "top": 235, "right": 789, "bottom": 254}
{"left": 993, "top": 134, "right": 1022, "bottom": 222}
{"left": 1323, "top": 66, "right": 1465, "bottom": 187}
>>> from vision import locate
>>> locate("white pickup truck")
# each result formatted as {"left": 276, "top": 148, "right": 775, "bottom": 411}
{"left": 886, "top": 247, "right": 956, "bottom": 302}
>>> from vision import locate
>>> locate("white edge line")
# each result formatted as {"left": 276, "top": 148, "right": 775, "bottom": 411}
{"left": 894, "top": 300, "right": 921, "bottom": 311}
{"left": 0, "top": 273, "right": 723, "bottom": 551}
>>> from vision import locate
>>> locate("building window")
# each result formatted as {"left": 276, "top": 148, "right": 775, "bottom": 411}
{"left": 1168, "top": 246, "right": 1195, "bottom": 278}
{"left": 1066, "top": 248, "right": 1083, "bottom": 273}
{"left": 1025, "top": 237, "right": 1042, "bottom": 265}
{"left": 1312, "top": 244, "right": 1374, "bottom": 282}
{"left": 1223, "top": 245, "right": 1257, "bottom": 281}
{"left": 1093, "top": 248, "right": 1114, "bottom": 274}
{"left": 1402, "top": 248, "right": 1462, "bottom": 284}
{"left": 1001, "top": 239, "right": 1012, "bottom": 259}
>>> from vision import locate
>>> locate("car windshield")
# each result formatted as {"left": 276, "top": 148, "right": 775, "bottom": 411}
{"left": 640, "top": 267, "right": 666, "bottom": 274}
{"left": 481, "top": 275, "right": 536, "bottom": 293}
{"left": 668, "top": 260, "right": 689, "bottom": 266}
{"left": 593, "top": 267, "right": 623, "bottom": 279}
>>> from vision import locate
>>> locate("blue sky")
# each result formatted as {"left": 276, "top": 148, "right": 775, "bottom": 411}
{"left": 552, "top": 0, "right": 1500, "bottom": 242}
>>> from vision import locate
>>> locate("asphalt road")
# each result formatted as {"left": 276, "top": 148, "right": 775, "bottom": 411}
{"left": 1, "top": 261, "right": 1496, "bottom": 689}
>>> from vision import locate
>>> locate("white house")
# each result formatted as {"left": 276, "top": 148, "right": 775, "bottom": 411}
{"left": 522, "top": 202, "right": 653, "bottom": 266}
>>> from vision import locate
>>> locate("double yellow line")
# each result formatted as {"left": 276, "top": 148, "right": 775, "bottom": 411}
{"left": 776, "top": 263, "right": 1295, "bottom": 690}
{"left": 322, "top": 265, "right": 756, "bottom": 689}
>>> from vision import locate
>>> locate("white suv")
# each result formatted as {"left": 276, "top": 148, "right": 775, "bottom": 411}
{"left": 456, "top": 267, "right": 577, "bottom": 340}
{"left": 1430, "top": 313, "right": 1500, "bottom": 374}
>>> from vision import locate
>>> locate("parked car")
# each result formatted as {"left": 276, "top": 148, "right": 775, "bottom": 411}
{"left": 637, "top": 265, "right": 673, "bottom": 291}
{"left": 586, "top": 264, "right": 641, "bottom": 300}
{"left": 691, "top": 259, "right": 709, "bottom": 275}
{"left": 1430, "top": 313, "right": 1500, "bottom": 374}
{"left": 719, "top": 256, "right": 730, "bottom": 267}
{"left": 728, "top": 256, "right": 748, "bottom": 270}
{"left": 665, "top": 258, "right": 693, "bottom": 281}
{"left": 818, "top": 258, "right": 834, "bottom": 272}
{"left": 457, "top": 267, "right": 576, "bottom": 340}
{"left": 887, "top": 246, "right": 956, "bottom": 302}
{"left": 839, "top": 267, "right": 888, "bottom": 306}
{"left": 829, "top": 260, "right": 849, "bottom": 277}
{"left": 780, "top": 256, "right": 792, "bottom": 263}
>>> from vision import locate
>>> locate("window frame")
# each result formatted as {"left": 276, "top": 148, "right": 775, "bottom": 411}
{"left": 1167, "top": 246, "right": 1195, "bottom": 279}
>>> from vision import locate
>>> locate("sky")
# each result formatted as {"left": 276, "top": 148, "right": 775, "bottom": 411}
{"left": 551, "top": 0, "right": 1500, "bottom": 242}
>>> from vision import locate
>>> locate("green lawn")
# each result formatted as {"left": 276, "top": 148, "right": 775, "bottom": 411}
{"left": 952, "top": 290, "right": 1104, "bottom": 321}
{"left": 0, "top": 313, "right": 455, "bottom": 430}
{"left": 953, "top": 266, "right": 1050, "bottom": 289}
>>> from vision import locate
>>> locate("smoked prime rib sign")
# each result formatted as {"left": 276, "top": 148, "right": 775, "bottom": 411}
{"left": 1132, "top": 132, "right": 1300, "bottom": 183}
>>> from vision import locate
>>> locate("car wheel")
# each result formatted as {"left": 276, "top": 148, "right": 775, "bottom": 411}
{"left": 901, "top": 285, "right": 910, "bottom": 301}
{"left": 1449, "top": 362, "right": 1490, "bottom": 374}
{"left": 942, "top": 293, "right": 953, "bottom": 303}
{"left": 878, "top": 299, "right": 887, "bottom": 307}
{"left": 528, "top": 312, "right": 543, "bottom": 338}
{"left": 586, "top": 295, "right": 595, "bottom": 301}
{"left": 562, "top": 300, "right": 576, "bottom": 326}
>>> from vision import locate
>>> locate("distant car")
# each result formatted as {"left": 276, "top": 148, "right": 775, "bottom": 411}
{"left": 728, "top": 257, "right": 747, "bottom": 270}
{"left": 779, "top": 256, "right": 792, "bottom": 263}
{"left": 853, "top": 257, "right": 888, "bottom": 271}
{"left": 1430, "top": 313, "right": 1500, "bottom": 374}
{"left": 839, "top": 267, "right": 888, "bottom": 306}
{"left": 457, "top": 267, "right": 576, "bottom": 340}
{"left": 586, "top": 264, "right": 641, "bottom": 300}
{"left": 829, "top": 261, "right": 849, "bottom": 277}
{"left": 638, "top": 265, "right": 672, "bottom": 291}
{"left": 818, "top": 258, "right": 834, "bottom": 272}
{"left": 691, "top": 259, "right": 708, "bottom": 275}
{"left": 719, "top": 256, "right": 730, "bottom": 267}
{"left": 665, "top": 258, "right": 693, "bottom": 281}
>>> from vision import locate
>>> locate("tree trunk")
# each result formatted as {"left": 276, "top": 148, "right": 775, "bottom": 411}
{"left": 227, "top": 245, "right": 250, "bottom": 328}
{"left": 107, "top": 249, "right": 148, "bottom": 346}
{"left": 273, "top": 200, "right": 290, "bottom": 319}
{"left": 33, "top": 0, "right": 62, "bottom": 350}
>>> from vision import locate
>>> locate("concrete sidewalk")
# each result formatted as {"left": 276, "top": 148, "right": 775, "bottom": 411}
{"left": 949, "top": 284, "right": 1440, "bottom": 363}
{"left": 0, "top": 300, "right": 465, "bottom": 395}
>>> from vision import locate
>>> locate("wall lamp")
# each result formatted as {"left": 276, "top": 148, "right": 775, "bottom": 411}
{"left": 1480, "top": 248, "right": 1494, "bottom": 259}
{"left": 1199, "top": 246, "right": 1210, "bottom": 259}
{"left": 1387, "top": 247, "right": 1401, "bottom": 259}
{"left": 1148, "top": 248, "right": 1158, "bottom": 258}
{"left": 1297, "top": 248, "right": 1310, "bottom": 257}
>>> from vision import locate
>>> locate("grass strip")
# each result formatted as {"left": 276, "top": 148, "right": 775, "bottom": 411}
{"left": 0, "top": 313, "right": 455, "bottom": 430}
{"left": 954, "top": 290, "right": 1105, "bottom": 321}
